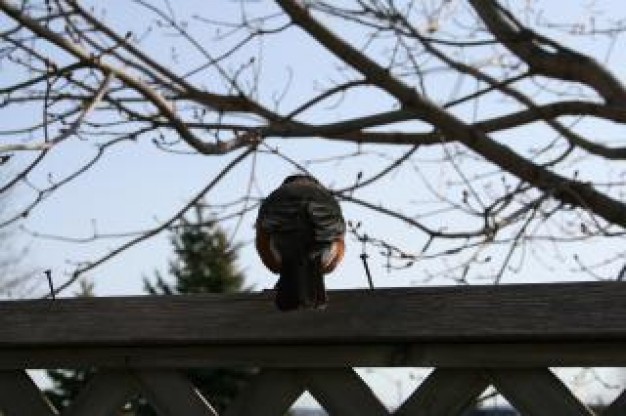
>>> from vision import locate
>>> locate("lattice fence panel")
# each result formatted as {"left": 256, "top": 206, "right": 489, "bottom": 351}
{"left": 2, "top": 367, "right": 625, "bottom": 415}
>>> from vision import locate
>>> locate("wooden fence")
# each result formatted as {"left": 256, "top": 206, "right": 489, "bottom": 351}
{"left": 0, "top": 282, "right": 625, "bottom": 415}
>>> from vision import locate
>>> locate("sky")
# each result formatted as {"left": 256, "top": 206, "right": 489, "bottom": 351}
{"left": 3, "top": 0, "right": 626, "bottom": 410}
{"left": 8, "top": 0, "right": 626, "bottom": 297}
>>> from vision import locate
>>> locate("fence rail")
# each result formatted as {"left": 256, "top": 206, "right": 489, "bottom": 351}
{"left": 0, "top": 282, "right": 625, "bottom": 415}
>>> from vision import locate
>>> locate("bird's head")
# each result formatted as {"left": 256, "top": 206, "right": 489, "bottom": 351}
{"left": 282, "top": 174, "right": 320, "bottom": 186}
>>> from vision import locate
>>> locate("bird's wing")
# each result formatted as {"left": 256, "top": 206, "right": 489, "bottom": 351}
{"left": 306, "top": 198, "right": 345, "bottom": 242}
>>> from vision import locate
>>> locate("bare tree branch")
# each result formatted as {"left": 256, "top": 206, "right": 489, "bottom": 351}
{"left": 469, "top": 0, "right": 626, "bottom": 105}
{"left": 0, "top": 71, "right": 115, "bottom": 153}
{"left": 277, "top": 0, "right": 626, "bottom": 228}
{"left": 1, "top": 0, "right": 625, "bottom": 290}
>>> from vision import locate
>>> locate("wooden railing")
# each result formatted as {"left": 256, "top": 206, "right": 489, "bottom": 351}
{"left": 0, "top": 282, "right": 625, "bottom": 415}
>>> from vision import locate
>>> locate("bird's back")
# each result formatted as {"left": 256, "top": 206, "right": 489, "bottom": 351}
{"left": 256, "top": 177, "right": 345, "bottom": 310}
{"left": 257, "top": 179, "right": 345, "bottom": 243}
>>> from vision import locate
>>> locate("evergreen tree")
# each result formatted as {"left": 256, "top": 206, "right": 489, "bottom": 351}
{"left": 45, "top": 208, "right": 254, "bottom": 414}
{"left": 139, "top": 208, "right": 254, "bottom": 414}
{"left": 145, "top": 210, "right": 245, "bottom": 296}
{"left": 45, "top": 280, "right": 97, "bottom": 411}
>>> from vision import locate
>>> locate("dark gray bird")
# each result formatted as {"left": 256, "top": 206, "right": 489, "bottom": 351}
{"left": 256, "top": 175, "right": 345, "bottom": 311}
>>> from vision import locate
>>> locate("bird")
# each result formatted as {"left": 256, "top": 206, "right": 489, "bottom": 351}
{"left": 256, "top": 175, "right": 346, "bottom": 311}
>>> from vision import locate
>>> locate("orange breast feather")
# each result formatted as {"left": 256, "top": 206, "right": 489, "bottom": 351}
{"left": 255, "top": 227, "right": 281, "bottom": 274}
{"left": 322, "top": 237, "right": 345, "bottom": 274}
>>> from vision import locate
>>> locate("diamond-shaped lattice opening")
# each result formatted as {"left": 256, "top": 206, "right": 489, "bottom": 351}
{"left": 355, "top": 367, "right": 430, "bottom": 412}
{"left": 184, "top": 367, "right": 257, "bottom": 413}
{"left": 484, "top": 368, "right": 610, "bottom": 415}
{"left": 36, "top": 368, "right": 95, "bottom": 412}
{"left": 551, "top": 367, "right": 626, "bottom": 412}
{"left": 27, "top": 370, "right": 50, "bottom": 390}
{"left": 461, "top": 385, "right": 518, "bottom": 415}
{"left": 120, "top": 395, "right": 159, "bottom": 416}
{"left": 290, "top": 391, "right": 328, "bottom": 415}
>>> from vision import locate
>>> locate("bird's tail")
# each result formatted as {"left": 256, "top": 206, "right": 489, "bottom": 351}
{"left": 275, "top": 253, "right": 326, "bottom": 311}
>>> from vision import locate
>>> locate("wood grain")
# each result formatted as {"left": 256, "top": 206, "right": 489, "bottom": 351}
{"left": 395, "top": 369, "right": 489, "bottom": 416}
{"left": 1, "top": 282, "right": 625, "bottom": 347}
{"left": 1, "top": 341, "right": 626, "bottom": 369}
{"left": 488, "top": 368, "right": 593, "bottom": 416}
{"left": 63, "top": 370, "right": 137, "bottom": 416}
{"left": 223, "top": 370, "right": 303, "bottom": 416}
{"left": 599, "top": 388, "right": 626, "bottom": 416}
{"left": 0, "top": 370, "right": 56, "bottom": 416}
{"left": 303, "top": 369, "right": 389, "bottom": 416}
{"left": 136, "top": 370, "right": 217, "bottom": 416}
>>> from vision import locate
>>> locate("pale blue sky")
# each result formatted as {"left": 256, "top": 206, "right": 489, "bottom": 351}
{"left": 9, "top": 0, "right": 625, "bottom": 298}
